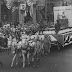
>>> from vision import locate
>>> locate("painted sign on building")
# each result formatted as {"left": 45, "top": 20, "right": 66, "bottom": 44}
{"left": 20, "top": 4, "right": 26, "bottom": 10}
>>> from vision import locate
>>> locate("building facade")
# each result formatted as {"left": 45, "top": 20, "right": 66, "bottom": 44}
{"left": 0, "top": 0, "right": 12, "bottom": 24}
{"left": 37, "top": 0, "right": 72, "bottom": 22}
{"left": 0, "top": 0, "right": 72, "bottom": 25}
{"left": 11, "top": 0, "right": 38, "bottom": 25}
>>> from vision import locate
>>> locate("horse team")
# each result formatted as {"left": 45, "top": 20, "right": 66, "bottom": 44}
{"left": 0, "top": 33, "right": 51, "bottom": 68}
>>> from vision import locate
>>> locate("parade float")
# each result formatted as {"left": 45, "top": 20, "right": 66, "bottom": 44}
{"left": 43, "top": 6, "right": 72, "bottom": 50}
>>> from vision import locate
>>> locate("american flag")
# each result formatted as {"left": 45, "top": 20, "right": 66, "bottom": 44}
{"left": 6, "top": 0, "right": 12, "bottom": 9}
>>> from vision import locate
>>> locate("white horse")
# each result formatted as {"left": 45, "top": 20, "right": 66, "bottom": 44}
{"left": 21, "top": 35, "right": 36, "bottom": 65}
{"left": 28, "top": 39, "right": 36, "bottom": 63}
{"left": 21, "top": 34, "right": 32, "bottom": 65}
{"left": 7, "top": 36, "right": 12, "bottom": 48}
{"left": 38, "top": 35, "right": 45, "bottom": 55}
{"left": 11, "top": 37, "right": 18, "bottom": 67}
{"left": 11, "top": 35, "right": 29, "bottom": 68}
{"left": 38, "top": 34, "right": 51, "bottom": 54}
{"left": 28, "top": 36, "right": 43, "bottom": 63}
{"left": 7, "top": 36, "right": 12, "bottom": 54}
{"left": 34, "top": 40, "right": 43, "bottom": 58}
{"left": 28, "top": 39, "right": 43, "bottom": 67}
{"left": 21, "top": 38, "right": 28, "bottom": 68}
{"left": 43, "top": 35, "right": 51, "bottom": 54}
{"left": 11, "top": 38, "right": 17, "bottom": 54}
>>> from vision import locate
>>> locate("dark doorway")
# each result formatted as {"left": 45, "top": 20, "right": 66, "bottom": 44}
{"left": 1, "top": 1, "right": 12, "bottom": 23}
{"left": 1, "top": 2, "right": 8, "bottom": 22}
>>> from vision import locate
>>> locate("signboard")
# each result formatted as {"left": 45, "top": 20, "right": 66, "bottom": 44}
{"left": 20, "top": 4, "right": 26, "bottom": 10}
{"left": 54, "top": 6, "right": 72, "bottom": 27}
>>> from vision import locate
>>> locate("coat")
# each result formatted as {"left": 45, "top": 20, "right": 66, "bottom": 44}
{"left": 55, "top": 22, "right": 61, "bottom": 34}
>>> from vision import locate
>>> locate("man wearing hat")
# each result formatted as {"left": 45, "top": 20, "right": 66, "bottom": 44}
{"left": 39, "top": 19, "right": 45, "bottom": 34}
{"left": 55, "top": 20, "right": 61, "bottom": 34}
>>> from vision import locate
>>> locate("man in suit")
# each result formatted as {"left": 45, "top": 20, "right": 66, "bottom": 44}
{"left": 55, "top": 20, "right": 61, "bottom": 34}
{"left": 39, "top": 19, "right": 45, "bottom": 34}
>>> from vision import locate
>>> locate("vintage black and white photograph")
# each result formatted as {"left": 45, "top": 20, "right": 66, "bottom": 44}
{"left": 0, "top": 0, "right": 72, "bottom": 72}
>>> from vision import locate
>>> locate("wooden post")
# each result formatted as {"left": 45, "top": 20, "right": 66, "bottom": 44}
{"left": 8, "top": 10, "right": 11, "bottom": 23}
{"left": 45, "top": 0, "right": 47, "bottom": 20}
{"left": 0, "top": 2, "right": 1, "bottom": 21}
{"left": 12, "top": 10, "right": 15, "bottom": 25}
{"left": 49, "top": 0, "right": 50, "bottom": 22}
{"left": 36, "top": 1, "right": 39, "bottom": 22}
{"left": 33, "top": 4, "right": 37, "bottom": 24}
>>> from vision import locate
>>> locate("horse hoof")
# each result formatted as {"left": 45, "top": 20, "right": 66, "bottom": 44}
{"left": 28, "top": 63, "right": 30, "bottom": 65}
{"left": 22, "top": 65, "right": 25, "bottom": 68}
{"left": 32, "top": 58, "right": 34, "bottom": 62}
{"left": 16, "top": 63, "right": 18, "bottom": 66}
{"left": 22, "top": 66, "right": 25, "bottom": 68}
{"left": 11, "top": 65, "right": 13, "bottom": 68}
{"left": 33, "top": 65, "right": 36, "bottom": 68}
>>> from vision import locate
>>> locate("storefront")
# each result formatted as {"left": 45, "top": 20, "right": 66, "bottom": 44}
{"left": 0, "top": 0, "right": 10, "bottom": 23}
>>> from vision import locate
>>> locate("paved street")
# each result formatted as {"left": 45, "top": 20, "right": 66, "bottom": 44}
{"left": 0, "top": 44, "right": 72, "bottom": 72}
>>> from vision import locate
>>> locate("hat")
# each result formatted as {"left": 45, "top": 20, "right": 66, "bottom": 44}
{"left": 56, "top": 20, "right": 59, "bottom": 22}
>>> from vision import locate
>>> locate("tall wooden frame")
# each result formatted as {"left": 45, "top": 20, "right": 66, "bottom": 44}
{"left": 45, "top": 0, "right": 55, "bottom": 21}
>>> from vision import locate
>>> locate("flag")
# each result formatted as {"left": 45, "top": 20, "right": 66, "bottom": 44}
{"left": 6, "top": 0, "right": 12, "bottom": 9}
{"left": 12, "top": 6, "right": 15, "bottom": 12}
{"left": 24, "top": 11, "right": 27, "bottom": 16}
{"left": 20, "top": 4, "right": 26, "bottom": 10}
{"left": 30, "top": 3, "right": 33, "bottom": 17}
